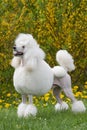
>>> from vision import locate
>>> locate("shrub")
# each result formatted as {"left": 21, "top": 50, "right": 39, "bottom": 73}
{"left": 0, "top": 0, "right": 87, "bottom": 103}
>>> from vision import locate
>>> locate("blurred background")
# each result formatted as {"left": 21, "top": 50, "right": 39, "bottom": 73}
{"left": 0, "top": 0, "right": 87, "bottom": 108}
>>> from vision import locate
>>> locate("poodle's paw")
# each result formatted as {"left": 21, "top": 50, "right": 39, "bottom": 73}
{"left": 24, "top": 104, "right": 37, "bottom": 117}
{"left": 61, "top": 101, "right": 69, "bottom": 110}
{"left": 17, "top": 103, "right": 28, "bottom": 118}
{"left": 55, "top": 102, "right": 69, "bottom": 111}
{"left": 72, "top": 101, "right": 86, "bottom": 113}
{"left": 55, "top": 103, "right": 61, "bottom": 111}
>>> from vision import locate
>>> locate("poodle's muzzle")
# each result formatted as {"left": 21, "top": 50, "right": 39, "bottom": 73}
{"left": 13, "top": 46, "right": 23, "bottom": 56}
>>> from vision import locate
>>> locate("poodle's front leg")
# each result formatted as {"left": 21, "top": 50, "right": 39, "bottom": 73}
{"left": 22, "top": 95, "right": 27, "bottom": 103}
{"left": 29, "top": 95, "right": 33, "bottom": 104}
{"left": 24, "top": 94, "right": 37, "bottom": 117}
{"left": 17, "top": 95, "right": 28, "bottom": 117}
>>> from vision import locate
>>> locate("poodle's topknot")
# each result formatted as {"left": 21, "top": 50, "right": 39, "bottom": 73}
{"left": 15, "top": 33, "right": 38, "bottom": 48}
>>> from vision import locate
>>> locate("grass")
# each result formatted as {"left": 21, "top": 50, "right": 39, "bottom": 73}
{"left": 0, "top": 103, "right": 87, "bottom": 130}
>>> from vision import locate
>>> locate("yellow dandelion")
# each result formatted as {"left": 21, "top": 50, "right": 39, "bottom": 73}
{"left": 66, "top": 98, "right": 71, "bottom": 102}
{"left": 74, "top": 91, "right": 82, "bottom": 97}
{"left": 7, "top": 93, "right": 11, "bottom": 97}
{"left": 5, "top": 103, "right": 10, "bottom": 108}
{"left": 84, "top": 85, "right": 87, "bottom": 89}
{"left": 60, "top": 94, "right": 64, "bottom": 99}
{"left": 53, "top": 96, "right": 56, "bottom": 100}
{"left": 44, "top": 93, "right": 50, "bottom": 97}
{"left": 83, "top": 96, "right": 87, "bottom": 99}
{"left": 51, "top": 101, "right": 56, "bottom": 104}
{"left": 83, "top": 91, "right": 87, "bottom": 94}
{"left": 85, "top": 81, "right": 87, "bottom": 84}
{"left": 0, "top": 99, "right": 3, "bottom": 103}
{"left": 73, "top": 86, "right": 78, "bottom": 90}
{"left": 44, "top": 96, "right": 49, "bottom": 101}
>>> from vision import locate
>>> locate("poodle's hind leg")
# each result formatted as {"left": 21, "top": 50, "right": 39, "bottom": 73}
{"left": 63, "top": 87, "right": 76, "bottom": 103}
{"left": 17, "top": 95, "right": 28, "bottom": 117}
{"left": 53, "top": 85, "right": 69, "bottom": 111}
{"left": 24, "top": 95, "right": 37, "bottom": 117}
{"left": 63, "top": 87, "right": 86, "bottom": 113}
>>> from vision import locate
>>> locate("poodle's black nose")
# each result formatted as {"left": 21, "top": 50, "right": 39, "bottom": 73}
{"left": 13, "top": 46, "right": 16, "bottom": 50}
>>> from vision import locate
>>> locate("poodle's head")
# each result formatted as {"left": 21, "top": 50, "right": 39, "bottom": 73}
{"left": 13, "top": 33, "right": 39, "bottom": 57}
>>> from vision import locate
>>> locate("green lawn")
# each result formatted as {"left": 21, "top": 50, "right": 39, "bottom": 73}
{"left": 0, "top": 104, "right": 87, "bottom": 130}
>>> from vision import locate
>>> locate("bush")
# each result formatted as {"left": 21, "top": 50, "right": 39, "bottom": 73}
{"left": 0, "top": 0, "right": 87, "bottom": 102}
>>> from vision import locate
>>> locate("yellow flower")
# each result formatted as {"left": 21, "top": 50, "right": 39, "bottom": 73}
{"left": 44, "top": 93, "right": 50, "bottom": 97}
{"left": 60, "top": 94, "right": 64, "bottom": 98}
{"left": 73, "top": 86, "right": 79, "bottom": 90}
{"left": 5, "top": 103, "right": 10, "bottom": 108}
{"left": 85, "top": 81, "right": 87, "bottom": 84}
{"left": 82, "top": 95, "right": 87, "bottom": 99}
{"left": 0, "top": 99, "right": 3, "bottom": 103}
{"left": 66, "top": 98, "right": 71, "bottom": 102}
{"left": 75, "top": 92, "right": 83, "bottom": 97}
{"left": 7, "top": 93, "right": 11, "bottom": 97}
{"left": 51, "top": 101, "right": 56, "bottom": 104}
{"left": 84, "top": 85, "right": 87, "bottom": 89}
{"left": 44, "top": 96, "right": 49, "bottom": 101}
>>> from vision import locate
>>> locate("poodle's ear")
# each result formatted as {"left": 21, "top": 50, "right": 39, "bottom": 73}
{"left": 25, "top": 58, "right": 37, "bottom": 72}
{"left": 11, "top": 57, "right": 21, "bottom": 69}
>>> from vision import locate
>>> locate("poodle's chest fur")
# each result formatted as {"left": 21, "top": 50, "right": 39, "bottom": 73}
{"left": 13, "top": 61, "right": 53, "bottom": 95}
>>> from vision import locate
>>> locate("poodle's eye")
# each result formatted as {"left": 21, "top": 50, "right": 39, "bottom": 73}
{"left": 22, "top": 46, "right": 25, "bottom": 49}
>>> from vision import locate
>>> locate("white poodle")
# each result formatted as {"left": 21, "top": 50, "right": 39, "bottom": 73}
{"left": 11, "top": 33, "right": 54, "bottom": 117}
{"left": 52, "top": 50, "right": 86, "bottom": 112}
{"left": 11, "top": 33, "right": 86, "bottom": 118}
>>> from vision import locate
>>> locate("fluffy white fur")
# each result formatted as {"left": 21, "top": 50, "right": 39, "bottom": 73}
{"left": 55, "top": 102, "right": 69, "bottom": 111}
{"left": 24, "top": 104, "right": 37, "bottom": 117}
{"left": 72, "top": 101, "right": 86, "bottom": 113}
{"left": 56, "top": 50, "right": 75, "bottom": 72}
{"left": 17, "top": 103, "right": 28, "bottom": 118}
{"left": 11, "top": 33, "right": 54, "bottom": 117}
{"left": 11, "top": 34, "right": 86, "bottom": 116}
{"left": 52, "top": 66, "right": 66, "bottom": 78}
{"left": 52, "top": 50, "right": 86, "bottom": 113}
{"left": 11, "top": 57, "right": 21, "bottom": 68}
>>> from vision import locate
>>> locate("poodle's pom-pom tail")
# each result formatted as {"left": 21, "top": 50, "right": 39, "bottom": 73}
{"left": 72, "top": 101, "right": 86, "bottom": 113}
{"left": 52, "top": 66, "right": 66, "bottom": 78}
{"left": 56, "top": 50, "right": 75, "bottom": 72}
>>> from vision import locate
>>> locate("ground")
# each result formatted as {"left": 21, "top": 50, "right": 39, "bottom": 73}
{"left": 0, "top": 103, "right": 87, "bottom": 130}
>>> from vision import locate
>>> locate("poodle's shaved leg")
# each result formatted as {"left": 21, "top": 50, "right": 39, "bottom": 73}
{"left": 22, "top": 95, "right": 27, "bottom": 103}
{"left": 53, "top": 85, "right": 69, "bottom": 111}
{"left": 53, "top": 85, "right": 62, "bottom": 104}
{"left": 28, "top": 95, "right": 33, "bottom": 104}
{"left": 63, "top": 87, "right": 76, "bottom": 103}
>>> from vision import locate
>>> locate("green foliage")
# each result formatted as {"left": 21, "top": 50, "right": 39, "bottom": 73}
{"left": 0, "top": 0, "right": 87, "bottom": 100}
